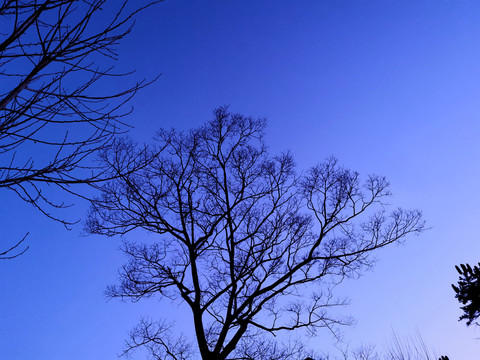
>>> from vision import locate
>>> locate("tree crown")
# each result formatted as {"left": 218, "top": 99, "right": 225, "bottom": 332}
{"left": 87, "top": 107, "right": 425, "bottom": 360}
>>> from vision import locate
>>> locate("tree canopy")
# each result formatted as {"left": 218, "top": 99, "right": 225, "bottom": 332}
{"left": 87, "top": 107, "right": 425, "bottom": 360}
{"left": 0, "top": 0, "right": 159, "bottom": 258}
{"left": 452, "top": 263, "right": 480, "bottom": 326}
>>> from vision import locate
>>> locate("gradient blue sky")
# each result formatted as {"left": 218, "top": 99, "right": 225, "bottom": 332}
{"left": 1, "top": 1, "right": 480, "bottom": 358}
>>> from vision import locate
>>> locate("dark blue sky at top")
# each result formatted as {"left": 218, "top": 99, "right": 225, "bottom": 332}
{"left": 1, "top": 1, "right": 480, "bottom": 359}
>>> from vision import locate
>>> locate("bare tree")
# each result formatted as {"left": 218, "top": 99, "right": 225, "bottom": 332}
{"left": 351, "top": 344, "right": 380, "bottom": 360}
{"left": 86, "top": 107, "right": 425, "bottom": 360}
{"left": 0, "top": 0, "right": 160, "bottom": 258}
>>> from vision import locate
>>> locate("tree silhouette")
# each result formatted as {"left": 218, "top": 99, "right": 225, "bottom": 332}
{"left": 87, "top": 107, "right": 425, "bottom": 360}
{"left": 452, "top": 262, "right": 480, "bottom": 326}
{"left": 0, "top": 0, "right": 160, "bottom": 258}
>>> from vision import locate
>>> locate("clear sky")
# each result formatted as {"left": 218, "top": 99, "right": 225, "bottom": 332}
{"left": 1, "top": 0, "right": 480, "bottom": 359}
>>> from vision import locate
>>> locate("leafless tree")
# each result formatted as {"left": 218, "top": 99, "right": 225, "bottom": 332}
{"left": 0, "top": 0, "right": 160, "bottom": 258}
{"left": 87, "top": 107, "right": 425, "bottom": 360}
{"left": 351, "top": 344, "right": 380, "bottom": 360}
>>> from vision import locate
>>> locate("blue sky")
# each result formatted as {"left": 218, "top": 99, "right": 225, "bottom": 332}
{"left": 1, "top": 1, "right": 480, "bottom": 358}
